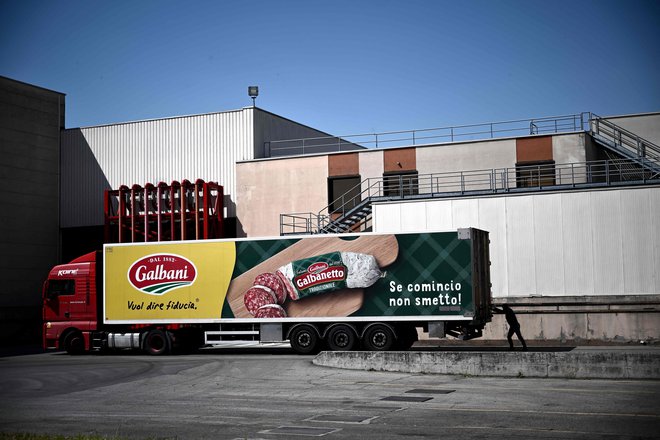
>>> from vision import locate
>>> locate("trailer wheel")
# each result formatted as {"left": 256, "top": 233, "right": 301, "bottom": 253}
{"left": 63, "top": 330, "right": 85, "bottom": 355}
{"left": 363, "top": 324, "right": 395, "bottom": 351}
{"left": 144, "top": 330, "right": 170, "bottom": 356}
{"left": 289, "top": 325, "right": 321, "bottom": 355}
{"left": 326, "top": 324, "right": 357, "bottom": 351}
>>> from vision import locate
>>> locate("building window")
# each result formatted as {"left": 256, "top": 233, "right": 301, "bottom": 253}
{"left": 516, "top": 161, "right": 556, "bottom": 188}
{"left": 383, "top": 171, "right": 419, "bottom": 197}
{"left": 328, "top": 176, "right": 361, "bottom": 214}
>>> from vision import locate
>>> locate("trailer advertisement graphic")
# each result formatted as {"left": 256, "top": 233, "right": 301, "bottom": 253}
{"left": 104, "top": 242, "right": 235, "bottom": 322}
{"left": 103, "top": 231, "right": 488, "bottom": 324}
{"left": 221, "top": 232, "right": 478, "bottom": 320}
{"left": 127, "top": 254, "right": 197, "bottom": 295}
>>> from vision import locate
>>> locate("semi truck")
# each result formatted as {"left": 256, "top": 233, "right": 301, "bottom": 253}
{"left": 43, "top": 228, "right": 492, "bottom": 355}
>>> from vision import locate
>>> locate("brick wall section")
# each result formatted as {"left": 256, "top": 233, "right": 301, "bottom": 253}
{"left": 516, "top": 136, "right": 553, "bottom": 163}
{"left": 328, "top": 152, "right": 359, "bottom": 177}
{"left": 384, "top": 148, "right": 416, "bottom": 173}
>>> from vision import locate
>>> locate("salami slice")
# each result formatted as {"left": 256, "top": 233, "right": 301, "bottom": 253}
{"left": 255, "top": 304, "right": 287, "bottom": 318}
{"left": 243, "top": 286, "right": 277, "bottom": 316}
{"left": 253, "top": 272, "right": 286, "bottom": 304}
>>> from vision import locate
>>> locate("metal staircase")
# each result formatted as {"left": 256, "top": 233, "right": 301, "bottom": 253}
{"left": 280, "top": 113, "right": 660, "bottom": 235}
{"left": 589, "top": 114, "right": 660, "bottom": 178}
{"left": 320, "top": 201, "right": 373, "bottom": 234}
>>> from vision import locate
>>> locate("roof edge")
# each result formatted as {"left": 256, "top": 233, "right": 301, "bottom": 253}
{"left": 603, "top": 111, "right": 660, "bottom": 119}
{"left": 0, "top": 75, "right": 66, "bottom": 96}
{"left": 65, "top": 107, "right": 251, "bottom": 131}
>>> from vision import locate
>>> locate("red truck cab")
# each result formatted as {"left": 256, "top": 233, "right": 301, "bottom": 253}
{"left": 43, "top": 252, "right": 98, "bottom": 354}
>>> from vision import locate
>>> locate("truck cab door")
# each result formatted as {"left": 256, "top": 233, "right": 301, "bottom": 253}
{"left": 69, "top": 276, "right": 95, "bottom": 321}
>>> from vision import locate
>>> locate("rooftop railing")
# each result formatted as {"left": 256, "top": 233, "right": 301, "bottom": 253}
{"left": 267, "top": 112, "right": 590, "bottom": 157}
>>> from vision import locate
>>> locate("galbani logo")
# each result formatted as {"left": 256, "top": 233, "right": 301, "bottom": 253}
{"left": 127, "top": 254, "right": 197, "bottom": 295}
{"left": 308, "top": 262, "right": 328, "bottom": 274}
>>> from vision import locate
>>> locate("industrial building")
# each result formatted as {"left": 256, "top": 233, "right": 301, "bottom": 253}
{"left": 0, "top": 77, "right": 64, "bottom": 344}
{"left": 236, "top": 112, "right": 660, "bottom": 342}
{"left": 1, "top": 74, "right": 658, "bottom": 345}
{"left": 59, "top": 105, "right": 363, "bottom": 260}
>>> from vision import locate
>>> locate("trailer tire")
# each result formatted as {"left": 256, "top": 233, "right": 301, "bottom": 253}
{"left": 326, "top": 324, "right": 358, "bottom": 351}
{"left": 63, "top": 330, "right": 85, "bottom": 355}
{"left": 289, "top": 325, "right": 321, "bottom": 355}
{"left": 144, "top": 330, "right": 170, "bottom": 356}
{"left": 363, "top": 324, "right": 395, "bottom": 351}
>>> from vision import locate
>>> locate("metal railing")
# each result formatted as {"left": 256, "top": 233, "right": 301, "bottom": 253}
{"left": 280, "top": 157, "right": 660, "bottom": 235}
{"left": 268, "top": 112, "right": 590, "bottom": 157}
{"left": 590, "top": 114, "right": 660, "bottom": 169}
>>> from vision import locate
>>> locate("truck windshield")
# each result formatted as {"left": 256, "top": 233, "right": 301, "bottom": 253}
{"left": 47, "top": 279, "right": 75, "bottom": 298}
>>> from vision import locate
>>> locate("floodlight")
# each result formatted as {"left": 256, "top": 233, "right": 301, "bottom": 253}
{"left": 248, "top": 86, "right": 259, "bottom": 107}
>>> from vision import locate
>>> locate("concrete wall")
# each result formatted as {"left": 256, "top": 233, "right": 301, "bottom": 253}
{"left": 314, "top": 348, "right": 660, "bottom": 379}
{"left": 603, "top": 112, "right": 660, "bottom": 146}
{"left": 552, "top": 133, "right": 587, "bottom": 165}
{"left": 238, "top": 133, "right": 587, "bottom": 237}
{"left": 0, "top": 76, "right": 65, "bottom": 344}
{"left": 254, "top": 109, "right": 365, "bottom": 159}
{"left": 236, "top": 155, "right": 329, "bottom": 237}
{"left": 484, "top": 296, "right": 659, "bottom": 343}
{"left": 358, "top": 150, "right": 384, "bottom": 194}
{"left": 417, "top": 138, "right": 516, "bottom": 174}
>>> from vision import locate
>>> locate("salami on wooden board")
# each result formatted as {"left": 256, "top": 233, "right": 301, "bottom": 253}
{"left": 227, "top": 234, "right": 399, "bottom": 318}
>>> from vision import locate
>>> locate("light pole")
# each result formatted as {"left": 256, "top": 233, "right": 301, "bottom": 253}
{"left": 248, "top": 86, "right": 258, "bottom": 107}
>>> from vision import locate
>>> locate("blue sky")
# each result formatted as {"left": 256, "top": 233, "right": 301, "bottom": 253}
{"left": 1, "top": 0, "right": 659, "bottom": 135}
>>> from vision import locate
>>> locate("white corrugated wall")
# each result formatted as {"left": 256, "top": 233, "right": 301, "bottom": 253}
{"left": 61, "top": 109, "right": 255, "bottom": 227}
{"left": 373, "top": 187, "right": 660, "bottom": 298}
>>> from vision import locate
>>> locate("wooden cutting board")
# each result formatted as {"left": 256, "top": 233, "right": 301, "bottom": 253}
{"left": 227, "top": 234, "right": 399, "bottom": 318}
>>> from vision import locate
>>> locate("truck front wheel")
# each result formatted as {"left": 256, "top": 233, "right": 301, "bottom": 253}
{"left": 363, "top": 324, "right": 395, "bottom": 351}
{"left": 63, "top": 330, "right": 85, "bottom": 355}
{"left": 144, "top": 330, "right": 171, "bottom": 355}
{"left": 289, "top": 325, "right": 321, "bottom": 355}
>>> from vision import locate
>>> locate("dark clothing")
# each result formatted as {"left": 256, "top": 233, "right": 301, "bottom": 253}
{"left": 495, "top": 305, "right": 527, "bottom": 350}
{"left": 507, "top": 325, "right": 527, "bottom": 350}
{"left": 503, "top": 305, "right": 519, "bottom": 327}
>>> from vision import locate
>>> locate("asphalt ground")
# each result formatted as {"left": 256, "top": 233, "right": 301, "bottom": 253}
{"left": 1, "top": 347, "right": 659, "bottom": 440}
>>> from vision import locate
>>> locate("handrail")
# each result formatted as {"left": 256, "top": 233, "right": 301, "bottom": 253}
{"left": 280, "top": 157, "right": 660, "bottom": 235}
{"left": 268, "top": 112, "right": 590, "bottom": 157}
{"left": 590, "top": 114, "right": 660, "bottom": 164}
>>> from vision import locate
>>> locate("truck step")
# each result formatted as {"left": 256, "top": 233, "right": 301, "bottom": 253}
{"left": 204, "top": 330, "right": 259, "bottom": 344}
{"left": 206, "top": 330, "right": 259, "bottom": 336}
